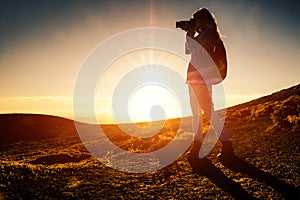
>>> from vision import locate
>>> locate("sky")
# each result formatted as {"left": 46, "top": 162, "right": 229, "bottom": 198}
{"left": 0, "top": 0, "right": 299, "bottom": 123}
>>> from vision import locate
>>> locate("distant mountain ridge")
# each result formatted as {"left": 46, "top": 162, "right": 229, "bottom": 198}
{"left": 0, "top": 114, "right": 77, "bottom": 146}
{"left": 0, "top": 83, "right": 299, "bottom": 146}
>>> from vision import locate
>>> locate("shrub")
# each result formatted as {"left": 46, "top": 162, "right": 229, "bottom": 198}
{"left": 270, "top": 95, "right": 300, "bottom": 127}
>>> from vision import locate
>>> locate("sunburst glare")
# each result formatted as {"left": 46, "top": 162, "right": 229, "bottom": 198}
{"left": 94, "top": 48, "right": 189, "bottom": 124}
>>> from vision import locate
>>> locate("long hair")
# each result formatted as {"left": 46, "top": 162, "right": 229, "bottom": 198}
{"left": 192, "top": 8, "right": 222, "bottom": 38}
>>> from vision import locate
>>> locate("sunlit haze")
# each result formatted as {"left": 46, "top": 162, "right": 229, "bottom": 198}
{"left": 0, "top": 0, "right": 299, "bottom": 123}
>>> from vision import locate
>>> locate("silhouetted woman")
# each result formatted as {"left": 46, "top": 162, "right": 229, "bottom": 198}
{"left": 184, "top": 8, "right": 234, "bottom": 159}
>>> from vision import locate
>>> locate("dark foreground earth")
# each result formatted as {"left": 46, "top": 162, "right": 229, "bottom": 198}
{"left": 0, "top": 84, "right": 299, "bottom": 199}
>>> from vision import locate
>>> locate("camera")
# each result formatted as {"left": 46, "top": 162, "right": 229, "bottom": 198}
{"left": 176, "top": 18, "right": 195, "bottom": 30}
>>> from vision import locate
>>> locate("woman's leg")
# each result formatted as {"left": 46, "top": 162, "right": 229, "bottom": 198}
{"left": 189, "top": 83, "right": 234, "bottom": 158}
{"left": 188, "top": 84, "right": 205, "bottom": 157}
{"left": 189, "top": 84, "right": 203, "bottom": 142}
{"left": 192, "top": 84, "right": 230, "bottom": 142}
{"left": 194, "top": 84, "right": 234, "bottom": 158}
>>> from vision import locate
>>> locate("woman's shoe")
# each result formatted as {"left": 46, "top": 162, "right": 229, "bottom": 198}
{"left": 218, "top": 140, "right": 235, "bottom": 160}
{"left": 187, "top": 140, "right": 202, "bottom": 158}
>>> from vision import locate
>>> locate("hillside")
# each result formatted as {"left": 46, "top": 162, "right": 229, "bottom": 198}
{"left": 0, "top": 114, "right": 78, "bottom": 146}
{"left": 226, "top": 83, "right": 300, "bottom": 132}
{"left": 0, "top": 84, "right": 299, "bottom": 199}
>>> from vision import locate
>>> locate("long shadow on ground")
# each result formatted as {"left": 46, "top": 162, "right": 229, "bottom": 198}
{"left": 188, "top": 156, "right": 257, "bottom": 199}
{"left": 219, "top": 156, "right": 300, "bottom": 200}
{"left": 188, "top": 156, "right": 300, "bottom": 200}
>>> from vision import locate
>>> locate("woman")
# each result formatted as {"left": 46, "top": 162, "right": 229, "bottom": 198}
{"left": 184, "top": 8, "right": 234, "bottom": 159}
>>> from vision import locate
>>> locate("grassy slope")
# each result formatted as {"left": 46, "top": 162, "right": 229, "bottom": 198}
{"left": 0, "top": 84, "right": 299, "bottom": 199}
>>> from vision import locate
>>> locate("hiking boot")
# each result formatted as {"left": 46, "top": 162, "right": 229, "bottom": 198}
{"left": 218, "top": 140, "right": 235, "bottom": 160}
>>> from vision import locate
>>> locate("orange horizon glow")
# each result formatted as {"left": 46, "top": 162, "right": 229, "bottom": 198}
{"left": 0, "top": 92, "right": 266, "bottom": 124}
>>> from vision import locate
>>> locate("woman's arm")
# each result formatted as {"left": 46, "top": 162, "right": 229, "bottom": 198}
{"left": 185, "top": 30, "right": 195, "bottom": 55}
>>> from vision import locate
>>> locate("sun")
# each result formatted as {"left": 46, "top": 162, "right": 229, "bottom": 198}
{"left": 128, "top": 84, "right": 182, "bottom": 123}
{"left": 94, "top": 48, "right": 189, "bottom": 124}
